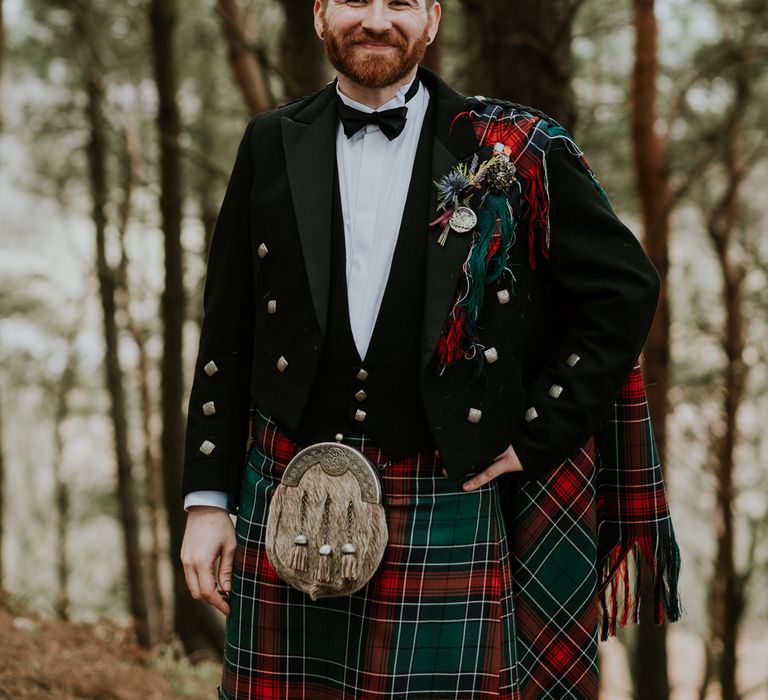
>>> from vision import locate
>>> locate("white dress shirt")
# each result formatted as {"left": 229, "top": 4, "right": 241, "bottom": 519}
{"left": 185, "top": 76, "right": 430, "bottom": 513}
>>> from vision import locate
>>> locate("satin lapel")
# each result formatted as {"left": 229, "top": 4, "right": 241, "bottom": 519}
{"left": 281, "top": 83, "right": 338, "bottom": 335}
{"left": 419, "top": 68, "right": 482, "bottom": 371}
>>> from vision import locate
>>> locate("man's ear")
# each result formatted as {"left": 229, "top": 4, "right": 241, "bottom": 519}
{"left": 427, "top": 2, "right": 442, "bottom": 45}
{"left": 313, "top": 0, "right": 326, "bottom": 40}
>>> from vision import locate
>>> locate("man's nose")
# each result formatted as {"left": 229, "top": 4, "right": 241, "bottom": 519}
{"left": 360, "top": 1, "right": 393, "bottom": 33}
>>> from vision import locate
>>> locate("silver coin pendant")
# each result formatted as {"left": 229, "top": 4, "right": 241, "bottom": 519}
{"left": 449, "top": 206, "right": 478, "bottom": 234}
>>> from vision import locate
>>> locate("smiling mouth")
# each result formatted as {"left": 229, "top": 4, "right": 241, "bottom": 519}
{"left": 356, "top": 42, "right": 396, "bottom": 49}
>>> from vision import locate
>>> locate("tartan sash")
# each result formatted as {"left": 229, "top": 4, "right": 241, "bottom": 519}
{"left": 595, "top": 363, "right": 682, "bottom": 639}
{"left": 453, "top": 98, "right": 683, "bottom": 641}
{"left": 500, "top": 364, "right": 682, "bottom": 698}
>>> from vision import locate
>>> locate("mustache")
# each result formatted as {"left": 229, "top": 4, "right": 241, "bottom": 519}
{"left": 343, "top": 29, "right": 407, "bottom": 49}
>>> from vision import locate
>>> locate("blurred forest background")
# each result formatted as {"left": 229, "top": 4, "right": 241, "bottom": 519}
{"left": 0, "top": 0, "right": 767, "bottom": 698}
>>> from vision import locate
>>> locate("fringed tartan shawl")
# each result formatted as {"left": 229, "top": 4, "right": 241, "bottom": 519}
{"left": 447, "top": 97, "right": 683, "bottom": 638}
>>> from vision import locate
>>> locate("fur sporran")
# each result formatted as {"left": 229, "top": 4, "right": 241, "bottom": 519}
{"left": 264, "top": 442, "right": 388, "bottom": 600}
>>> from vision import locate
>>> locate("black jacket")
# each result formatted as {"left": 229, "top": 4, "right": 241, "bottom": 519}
{"left": 182, "top": 67, "right": 660, "bottom": 507}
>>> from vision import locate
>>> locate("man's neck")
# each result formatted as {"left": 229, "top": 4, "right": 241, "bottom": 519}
{"left": 336, "top": 68, "right": 418, "bottom": 110}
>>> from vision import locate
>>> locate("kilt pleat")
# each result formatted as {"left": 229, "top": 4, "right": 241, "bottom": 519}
{"left": 220, "top": 412, "right": 520, "bottom": 700}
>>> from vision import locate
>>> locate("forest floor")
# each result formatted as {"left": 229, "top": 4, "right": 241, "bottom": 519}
{"left": 0, "top": 592, "right": 220, "bottom": 699}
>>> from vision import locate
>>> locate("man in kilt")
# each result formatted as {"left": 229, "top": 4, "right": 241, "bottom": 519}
{"left": 181, "top": 1, "right": 682, "bottom": 698}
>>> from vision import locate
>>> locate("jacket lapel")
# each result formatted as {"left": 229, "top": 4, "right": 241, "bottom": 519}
{"left": 418, "top": 68, "right": 481, "bottom": 371}
{"left": 281, "top": 82, "right": 338, "bottom": 335}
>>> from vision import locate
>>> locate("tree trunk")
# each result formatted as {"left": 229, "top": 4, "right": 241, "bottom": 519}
{"left": 279, "top": 0, "right": 327, "bottom": 99}
{"left": 704, "top": 72, "right": 750, "bottom": 700}
{"left": 0, "top": 385, "right": 5, "bottom": 588}
{"left": 629, "top": 1, "right": 673, "bottom": 698}
{"left": 149, "top": 0, "right": 224, "bottom": 657}
{"left": 116, "top": 119, "right": 169, "bottom": 646}
{"left": 80, "top": 44, "right": 151, "bottom": 647}
{"left": 130, "top": 321, "right": 169, "bottom": 642}
{"left": 192, "top": 48, "right": 220, "bottom": 263}
{"left": 0, "top": 0, "right": 5, "bottom": 131}
{"left": 216, "top": 0, "right": 272, "bottom": 114}
{"left": 459, "top": 0, "right": 578, "bottom": 128}
{"left": 51, "top": 335, "right": 79, "bottom": 621}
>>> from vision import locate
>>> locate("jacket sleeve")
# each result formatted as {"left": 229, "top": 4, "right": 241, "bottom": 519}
{"left": 182, "top": 116, "right": 259, "bottom": 507}
{"left": 511, "top": 143, "right": 660, "bottom": 478}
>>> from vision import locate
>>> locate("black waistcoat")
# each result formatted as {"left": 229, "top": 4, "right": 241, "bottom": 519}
{"left": 293, "top": 99, "right": 436, "bottom": 458}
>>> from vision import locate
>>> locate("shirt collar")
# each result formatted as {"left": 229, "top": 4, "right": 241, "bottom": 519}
{"left": 335, "top": 75, "right": 419, "bottom": 114}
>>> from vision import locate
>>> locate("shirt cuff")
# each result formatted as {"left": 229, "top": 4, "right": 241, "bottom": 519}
{"left": 184, "top": 490, "right": 234, "bottom": 514}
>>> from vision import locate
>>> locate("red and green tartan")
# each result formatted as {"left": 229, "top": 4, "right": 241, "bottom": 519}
{"left": 594, "top": 364, "right": 682, "bottom": 638}
{"left": 221, "top": 411, "right": 519, "bottom": 699}
{"left": 221, "top": 361, "right": 682, "bottom": 700}
{"left": 500, "top": 437, "right": 601, "bottom": 699}
{"left": 499, "top": 363, "right": 682, "bottom": 698}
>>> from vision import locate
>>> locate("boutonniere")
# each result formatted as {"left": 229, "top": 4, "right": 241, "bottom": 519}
{"left": 430, "top": 143, "right": 518, "bottom": 246}
{"left": 431, "top": 143, "right": 523, "bottom": 371}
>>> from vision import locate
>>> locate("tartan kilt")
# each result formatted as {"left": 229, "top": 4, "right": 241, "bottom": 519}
{"left": 220, "top": 411, "right": 520, "bottom": 699}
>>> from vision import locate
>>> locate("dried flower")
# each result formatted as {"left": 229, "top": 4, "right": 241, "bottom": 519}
{"left": 435, "top": 163, "right": 473, "bottom": 205}
{"left": 481, "top": 157, "right": 517, "bottom": 192}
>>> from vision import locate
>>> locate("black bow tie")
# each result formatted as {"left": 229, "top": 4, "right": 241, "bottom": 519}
{"left": 337, "top": 78, "right": 420, "bottom": 141}
{"left": 337, "top": 103, "right": 408, "bottom": 140}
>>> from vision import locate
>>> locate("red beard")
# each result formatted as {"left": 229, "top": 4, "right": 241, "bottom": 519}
{"left": 321, "top": 20, "right": 430, "bottom": 89}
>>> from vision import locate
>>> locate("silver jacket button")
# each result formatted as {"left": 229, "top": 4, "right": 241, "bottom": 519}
{"left": 354, "top": 409, "right": 367, "bottom": 422}
{"left": 524, "top": 407, "right": 539, "bottom": 422}
{"left": 484, "top": 347, "right": 499, "bottom": 364}
{"left": 467, "top": 408, "right": 482, "bottom": 423}
{"left": 566, "top": 353, "right": 581, "bottom": 367}
{"left": 356, "top": 368, "right": 369, "bottom": 381}
{"left": 203, "top": 360, "right": 219, "bottom": 377}
{"left": 497, "top": 289, "right": 510, "bottom": 304}
{"left": 199, "top": 440, "right": 215, "bottom": 456}
{"left": 202, "top": 401, "right": 216, "bottom": 416}
{"left": 267, "top": 299, "right": 277, "bottom": 314}
{"left": 257, "top": 243, "right": 269, "bottom": 259}
{"left": 277, "top": 356, "right": 289, "bottom": 373}
{"left": 355, "top": 390, "right": 367, "bottom": 402}
{"left": 549, "top": 384, "right": 564, "bottom": 399}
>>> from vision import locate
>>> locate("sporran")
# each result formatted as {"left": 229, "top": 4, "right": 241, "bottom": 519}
{"left": 264, "top": 441, "right": 388, "bottom": 600}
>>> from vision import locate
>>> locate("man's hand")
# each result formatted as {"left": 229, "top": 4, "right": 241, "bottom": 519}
{"left": 458, "top": 444, "right": 524, "bottom": 490}
{"left": 181, "top": 506, "right": 236, "bottom": 616}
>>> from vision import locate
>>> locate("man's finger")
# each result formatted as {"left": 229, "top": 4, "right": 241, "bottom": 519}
{"left": 183, "top": 562, "right": 201, "bottom": 601}
{"left": 197, "top": 559, "right": 230, "bottom": 616}
{"left": 462, "top": 460, "right": 505, "bottom": 491}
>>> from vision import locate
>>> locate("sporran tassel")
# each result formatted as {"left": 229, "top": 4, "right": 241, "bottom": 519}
{"left": 341, "top": 543, "right": 358, "bottom": 580}
{"left": 317, "top": 544, "right": 333, "bottom": 582}
{"left": 289, "top": 534, "right": 308, "bottom": 572}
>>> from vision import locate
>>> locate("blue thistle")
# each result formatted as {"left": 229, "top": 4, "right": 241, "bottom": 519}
{"left": 435, "top": 164, "right": 472, "bottom": 206}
